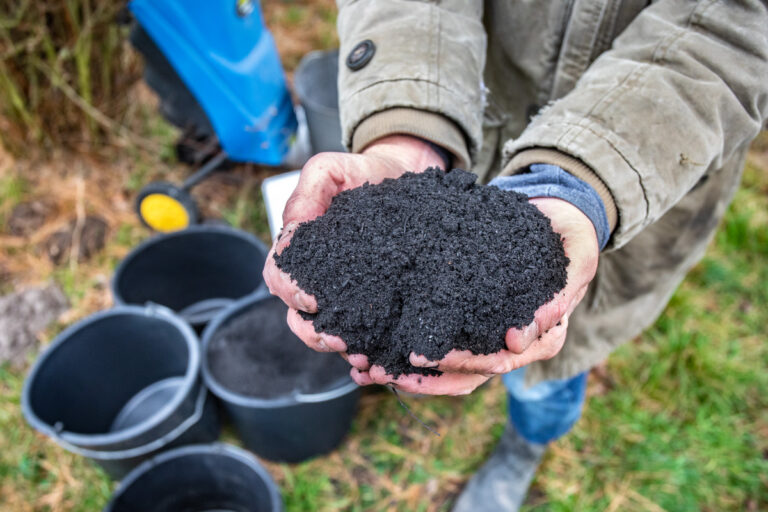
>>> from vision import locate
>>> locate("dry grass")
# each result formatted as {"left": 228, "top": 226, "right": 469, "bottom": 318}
{"left": 0, "top": 1, "right": 142, "bottom": 155}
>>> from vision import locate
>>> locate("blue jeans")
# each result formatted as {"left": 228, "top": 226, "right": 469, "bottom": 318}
{"left": 502, "top": 367, "right": 588, "bottom": 444}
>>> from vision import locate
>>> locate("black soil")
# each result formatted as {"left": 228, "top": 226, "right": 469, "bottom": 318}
{"left": 207, "top": 297, "right": 350, "bottom": 398}
{"left": 275, "top": 168, "right": 569, "bottom": 377}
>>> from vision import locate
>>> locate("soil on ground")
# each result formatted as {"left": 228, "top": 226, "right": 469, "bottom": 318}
{"left": 207, "top": 296, "right": 350, "bottom": 398}
{"left": 275, "top": 168, "right": 569, "bottom": 377}
{"left": 7, "top": 200, "right": 54, "bottom": 237}
{"left": 44, "top": 215, "right": 107, "bottom": 265}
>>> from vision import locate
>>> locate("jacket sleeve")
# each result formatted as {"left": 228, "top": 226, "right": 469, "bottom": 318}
{"left": 502, "top": 0, "right": 768, "bottom": 250}
{"left": 336, "top": 0, "right": 486, "bottom": 169}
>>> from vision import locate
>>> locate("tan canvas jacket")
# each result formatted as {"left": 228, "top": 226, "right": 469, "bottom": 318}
{"left": 335, "top": 0, "right": 768, "bottom": 383}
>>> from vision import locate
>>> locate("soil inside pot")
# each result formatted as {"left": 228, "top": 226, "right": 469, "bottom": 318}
{"left": 275, "top": 168, "right": 569, "bottom": 377}
{"left": 207, "top": 297, "right": 350, "bottom": 398}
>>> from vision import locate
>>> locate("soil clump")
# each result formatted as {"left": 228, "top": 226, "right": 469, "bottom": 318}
{"left": 275, "top": 168, "right": 569, "bottom": 377}
{"left": 44, "top": 215, "right": 107, "bottom": 265}
{"left": 207, "top": 296, "right": 350, "bottom": 398}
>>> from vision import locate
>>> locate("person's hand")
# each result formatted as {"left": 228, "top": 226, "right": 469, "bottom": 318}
{"left": 262, "top": 135, "right": 448, "bottom": 354}
{"left": 350, "top": 197, "right": 600, "bottom": 395}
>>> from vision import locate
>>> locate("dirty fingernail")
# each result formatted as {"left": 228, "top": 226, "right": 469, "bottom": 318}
{"left": 410, "top": 353, "right": 438, "bottom": 367}
{"left": 293, "top": 292, "right": 309, "bottom": 310}
{"left": 282, "top": 222, "right": 297, "bottom": 237}
{"left": 352, "top": 369, "right": 373, "bottom": 386}
{"left": 348, "top": 354, "right": 370, "bottom": 370}
{"left": 523, "top": 323, "right": 538, "bottom": 339}
{"left": 322, "top": 335, "right": 346, "bottom": 352}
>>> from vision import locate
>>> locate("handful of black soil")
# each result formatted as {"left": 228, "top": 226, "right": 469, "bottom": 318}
{"left": 207, "top": 297, "right": 350, "bottom": 398}
{"left": 275, "top": 168, "right": 569, "bottom": 377}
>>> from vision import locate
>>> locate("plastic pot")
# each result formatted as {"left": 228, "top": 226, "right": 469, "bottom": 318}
{"left": 22, "top": 305, "right": 219, "bottom": 479}
{"left": 104, "top": 444, "right": 282, "bottom": 512}
{"left": 112, "top": 225, "right": 268, "bottom": 330}
{"left": 202, "top": 292, "right": 360, "bottom": 463}
{"left": 294, "top": 50, "right": 345, "bottom": 154}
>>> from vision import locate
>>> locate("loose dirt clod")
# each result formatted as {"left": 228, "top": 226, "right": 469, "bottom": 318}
{"left": 207, "top": 297, "right": 350, "bottom": 398}
{"left": 0, "top": 283, "right": 69, "bottom": 367}
{"left": 7, "top": 200, "right": 54, "bottom": 237}
{"left": 275, "top": 168, "right": 569, "bottom": 377}
{"left": 44, "top": 215, "right": 107, "bottom": 265}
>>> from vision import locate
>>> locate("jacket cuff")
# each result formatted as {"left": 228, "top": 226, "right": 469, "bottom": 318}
{"left": 350, "top": 108, "right": 471, "bottom": 169}
{"left": 490, "top": 164, "right": 611, "bottom": 250}
{"left": 504, "top": 148, "right": 618, "bottom": 233}
{"left": 501, "top": 117, "right": 646, "bottom": 250}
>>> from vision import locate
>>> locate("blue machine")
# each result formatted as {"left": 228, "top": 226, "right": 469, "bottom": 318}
{"left": 127, "top": 0, "right": 298, "bottom": 231}
{"left": 129, "top": 0, "right": 297, "bottom": 164}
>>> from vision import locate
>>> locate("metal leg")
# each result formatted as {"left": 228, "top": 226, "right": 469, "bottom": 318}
{"left": 181, "top": 151, "right": 229, "bottom": 191}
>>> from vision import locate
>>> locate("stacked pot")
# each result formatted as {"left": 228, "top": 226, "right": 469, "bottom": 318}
{"left": 22, "top": 225, "right": 360, "bottom": 510}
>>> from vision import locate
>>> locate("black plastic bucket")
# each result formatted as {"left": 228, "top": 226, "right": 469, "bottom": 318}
{"left": 294, "top": 50, "right": 345, "bottom": 154}
{"left": 112, "top": 225, "right": 268, "bottom": 330}
{"left": 202, "top": 292, "right": 360, "bottom": 463}
{"left": 104, "top": 444, "right": 283, "bottom": 512}
{"left": 22, "top": 305, "right": 219, "bottom": 479}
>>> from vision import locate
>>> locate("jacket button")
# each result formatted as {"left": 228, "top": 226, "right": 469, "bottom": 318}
{"left": 346, "top": 40, "right": 376, "bottom": 71}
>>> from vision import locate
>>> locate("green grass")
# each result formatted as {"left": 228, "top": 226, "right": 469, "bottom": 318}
{"left": 121, "top": 109, "right": 181, "bottom": 193}
{"left": 137, "top": 105, "right": 180, "bottom": 165}
{"left": 0, "top": 1, "right": 140, "bottom": 154}
{"left": 1, "top": 160, "right": 766, "bottom": 511}
{"left": 219, "top": 182, "right": 272, "bottom": 244}
{"left": 0, "top": 174, "right": 28, "bottom": 227}
{"left": 284, "top": 5, "right": 306, "bottom": 26}
{"left": 112, "top": 223, "right": 145, "bottom": 250}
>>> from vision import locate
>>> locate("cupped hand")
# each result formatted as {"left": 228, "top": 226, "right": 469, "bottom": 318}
{"left": 262, "top": 135, "right": 448, "bottom": 353}
{"left": 350, "top": 197, "right": 600, "bottom": 395}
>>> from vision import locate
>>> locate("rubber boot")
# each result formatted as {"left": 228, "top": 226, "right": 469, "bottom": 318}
{"left": 451, "top": 424, "right": 546, "bottom": 512}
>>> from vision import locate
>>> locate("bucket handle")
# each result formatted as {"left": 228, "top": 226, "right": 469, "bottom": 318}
{"left": 292, "top": 379, "right": 359, "bottom": 404}
{"left": 178, "top": 297, "right": 235, "bottom": 323}
{"left": 45, "top": 383, "right": 209, "bottom": 461}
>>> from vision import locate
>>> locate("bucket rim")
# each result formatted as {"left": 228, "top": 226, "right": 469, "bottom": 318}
{"left": 32, "top": 383, "right": 209, "bottom": 462}
{"left": 201, "top": 290, "right": 359, "bottom": 408}
{"left": 21, "top": 304, "right": 201, "bottom": 450}
{"left": 104, "top": 443, "right": 283, "bottom": 512}
{"left": 111, "top": 224, "right": 270, "bottom": 310}
{"left": 293, "top": 49, "right": 341, "bottom": 118}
